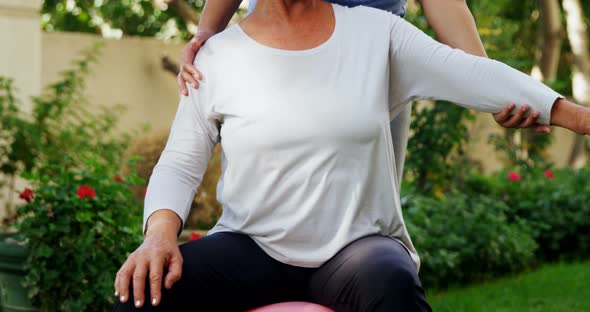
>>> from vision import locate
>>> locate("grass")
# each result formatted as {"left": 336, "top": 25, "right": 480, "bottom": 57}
{"left": 428, "top": 261, "right": 590, "bottom": 312}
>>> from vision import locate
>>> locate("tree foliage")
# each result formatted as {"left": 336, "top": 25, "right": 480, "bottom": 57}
{"left": 41, "top": 0, "right": 206, "bottom": 40}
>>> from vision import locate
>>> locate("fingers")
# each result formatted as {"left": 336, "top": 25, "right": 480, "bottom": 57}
{"left": 149, "top": 257, "right": 165, "bottom": 307}
{"left": 116, "top": 259, "right": 136, "bottom": 304}
{"left": 182, "top": 69, "right": 200, "bottom": 89}
{"left": 519, "top": 111, "right": 540, "bottom": 128}
{"left": 503, "top": 105, "right": 529, "bottom": 128}
{"left": 183, "top": 64, "right": 202, "bottom": 81}
{"left": 133, "top": 260, "right": 149, "bottom": 308}
{"left": 494, "top": 103, "right": 516, "bottom": 123}
{"left": 494, "top": 103, "right": 554, "bottom": 131}
{"left": 177, "top": 68, "right": 201, "bottom": 96}
{"left": 177, "top": 75, "right": 189, "bottom": 96}
{"left": 535, "top": 124, "right": 553, "bottom": 133}
{"left": 178, "top": 38, "right": 204, "bottom": 95}
{"left": 164, "top": 251, "right": 183, "bottom": 290}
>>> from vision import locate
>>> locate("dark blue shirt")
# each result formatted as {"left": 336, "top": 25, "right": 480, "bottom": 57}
{"left": 247, "top": 0, "right": 407, "bottom": 17}
{"left": 327, "top": 0, "right": 406, "bottom": 16}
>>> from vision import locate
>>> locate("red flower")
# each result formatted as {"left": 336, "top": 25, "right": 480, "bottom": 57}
{"left": 508, "top": 172, "right": 521, "bottom": 182}
{"left": 544, "top": 170, "right": 555, "bottom": 180}
{"left": 77, "top": 185, "right": 97, "bottom": 199}
{"left": 19, "top": 188, "right": 34, "bottom": 203}
{"left": 142, "top": 188, "right": 147, "bottom": 197}
{"left": 189, "top": 232, "right": 202, "bottom": 241}
{"left": 114, "top": 176, "right": 124, "bottom": 183}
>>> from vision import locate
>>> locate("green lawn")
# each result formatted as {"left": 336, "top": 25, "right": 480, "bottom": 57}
{"left": 428, "top": 261, "right": 590, "bottom": 312}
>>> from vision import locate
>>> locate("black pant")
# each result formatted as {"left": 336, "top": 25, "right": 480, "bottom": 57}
{"left": 114, "top": 232, "right": 431, "bottom": 312}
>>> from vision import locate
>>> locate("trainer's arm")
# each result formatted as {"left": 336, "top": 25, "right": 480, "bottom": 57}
{"left": 179, "top": 0, "right": 242, "bottom": 95}
{"left": 418, "top": 0, "right": 550, "bottom": 131}
{"left": 388, "top": 16, "right": 590, "bottom": 135}
{"left": 419, "top": 0, "right": 486, "bottom": 57}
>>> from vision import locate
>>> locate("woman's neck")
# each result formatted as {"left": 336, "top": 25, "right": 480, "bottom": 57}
{"left": 240, "top": 0, "right": 335, "bottom": 51}
{"left": 249, "top": 0, "right": 325, "bottom": 24}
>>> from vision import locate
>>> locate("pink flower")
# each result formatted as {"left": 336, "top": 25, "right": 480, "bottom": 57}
{"left": 544, "top": 170, "right": 555, "bottom": 180}
{"left": 19, "top": 187, "right": 34, "bottom": 203}
{"left": 508, "top": 172, "right": 521, "bottom": 183}
{"left": 189, "top": 232, "right": 202, "bottom": 241}
{"left": 77, "top": 185, "right": 97, "bottom": 199}
{"left": 114, "top": 176, "right": 124, "bottom": 183}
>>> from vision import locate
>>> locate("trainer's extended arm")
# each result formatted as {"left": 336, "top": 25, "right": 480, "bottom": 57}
{"left": 419, "top": 0, "right": 550, "bottom": 132}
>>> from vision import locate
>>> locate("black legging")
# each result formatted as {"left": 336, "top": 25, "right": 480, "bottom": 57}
{"left": 114, "top": 232, "right": 431, "bottom": 312}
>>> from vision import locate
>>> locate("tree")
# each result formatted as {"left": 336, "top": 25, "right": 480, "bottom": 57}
{"left": 533, "top": 0, "right": 564, "bottom": 81}
{"left": 41, "top": 0, "right": 205, "bottom": 40}
{"left": 563, "top": 0, "right": 590, "bottom": 167}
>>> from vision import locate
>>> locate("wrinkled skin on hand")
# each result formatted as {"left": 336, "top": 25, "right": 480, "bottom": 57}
{"left": 114, "top": 227, "right": 183, "bottom": 308}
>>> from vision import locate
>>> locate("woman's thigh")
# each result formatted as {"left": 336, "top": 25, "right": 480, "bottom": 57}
{"left": 114, "top": 231, "right": 312, "bottom": 311}
{"left": 308, "top": 235, "right": 431, "bottom": 312}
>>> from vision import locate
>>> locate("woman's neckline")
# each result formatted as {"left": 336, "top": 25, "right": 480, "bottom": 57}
{"left": 234, "top": 3, "right": 340, "bottom": 56}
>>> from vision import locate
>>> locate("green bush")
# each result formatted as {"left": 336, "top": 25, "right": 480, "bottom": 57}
{"left": 0, "top": 44, "right": 132, "bottom": 216}
{"left": 403, "top": 192, "right": 537, "bottom": 288}
{"left": 15, "top": 158, "right": 143, "bottom": 312}
{"left": 1, "top": 44, "right": 143, "bottom": 311}
{"left": 405, "top": 102, "right": 476, "bottom": 196}
{"left": 486, "top": 168, "right": 590, "bottom": 261}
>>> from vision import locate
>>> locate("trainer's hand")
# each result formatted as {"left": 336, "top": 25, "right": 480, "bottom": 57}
{"left": 493, "top": 103, "right": 552, "bottom": 133}
{"left": 114, "top": 221, "right": 182, "bottom": 308}
{"left": 178, "top": 30, "right": 215, "bottom": 96}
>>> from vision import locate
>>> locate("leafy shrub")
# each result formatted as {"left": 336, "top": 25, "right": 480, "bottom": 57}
{"left": 1, "top": 44, "right": 145, "bottom": 311}
{"left": 487, "top": 168, "right": 590, "bottom": 261}
{"left": 403, "top": 192, "right": 537, "bottom": 288}
{"left": 405, "top": 102, "right": 477, "bottom": 196}
{"left": 0, "top": 44, "right": 131, "bottom": 215}
{"left": 126, "top": 129, "right": 223, "bottom": 229}
{"left": 15, "top": 158, "right": 143, "bottom": 312}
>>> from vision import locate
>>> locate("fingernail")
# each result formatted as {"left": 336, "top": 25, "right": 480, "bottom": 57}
{"left": 192, "top": 83, "right": 197, "bottom": 88}
{"left": 120, "top": 295, "right": 126, "bottom": 302}
{"left": 152, "top": 298, "right": 157, "bottom": 305}
{"left": 193, "top": 74, "right": 200, "bottom": 80}
{"left": 135, "top": 300, "right": 141, "bottom": 307}
{"left": 114, "top": 291, "right": 119, "bottom": 296}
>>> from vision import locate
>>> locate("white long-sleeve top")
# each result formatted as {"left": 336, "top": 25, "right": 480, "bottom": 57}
{"left": 144, "top": 4, "right": 561, "bottom": 270}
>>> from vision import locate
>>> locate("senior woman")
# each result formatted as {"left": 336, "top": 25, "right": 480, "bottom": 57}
{"left": 114, "top": 0, "right": 590, "bottom": 311}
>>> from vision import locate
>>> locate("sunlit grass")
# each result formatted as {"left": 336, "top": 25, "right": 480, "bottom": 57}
{"left": 429, "top": 261, "right": 590, "bottom": 312}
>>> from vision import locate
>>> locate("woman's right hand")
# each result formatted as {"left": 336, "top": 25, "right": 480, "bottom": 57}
{"left": 178, "top": 30, "right": 215, "bottom": 96}
{"left": 115, "top": 212, "right": 183, "bottom": 308}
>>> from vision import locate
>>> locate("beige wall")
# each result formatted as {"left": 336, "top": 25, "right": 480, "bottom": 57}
{"left": 0, "top": 0, "right": 42, "bottom": 218}
{"left": 0, "top": 0, "right": 42, "bottom": 111}
{"left": 42, "top": 32, "right": 184, "bottom": 135}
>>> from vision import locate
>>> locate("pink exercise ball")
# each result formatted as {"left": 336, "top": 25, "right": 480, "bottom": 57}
{"left": 246, "top": 301, "right": 334, "bottom": 312}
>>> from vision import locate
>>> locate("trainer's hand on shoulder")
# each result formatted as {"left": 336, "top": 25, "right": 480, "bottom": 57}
{"left": 178, "top": 30, "right": 215, "bottom": 96}
{"left": 115, "top": 215, "right": 182, "bottom": 308}
{"left": 493, "top": 103, "right": 552, "bottom": 133}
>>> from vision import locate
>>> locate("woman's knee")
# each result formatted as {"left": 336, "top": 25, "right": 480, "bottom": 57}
{"left": 357, "top": 254, "right": 419, "bottom": 294}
